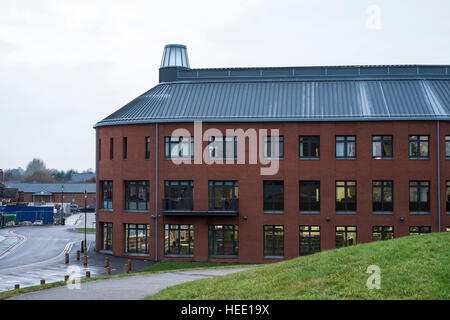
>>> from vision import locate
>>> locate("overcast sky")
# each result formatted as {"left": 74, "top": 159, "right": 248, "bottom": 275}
{"left": 0, "top": 0, "right": 449, "bottom": 171}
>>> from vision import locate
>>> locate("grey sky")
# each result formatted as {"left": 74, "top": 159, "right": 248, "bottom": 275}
{"left": 0, "top": 0, "right": 448, "bottom": 171}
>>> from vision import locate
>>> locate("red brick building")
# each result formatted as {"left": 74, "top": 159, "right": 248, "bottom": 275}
{"left": 94, "top": 45, "right": 450, "bottom": 263}
{"left": 4, "top": 183, "right": 96, "bottom": 208}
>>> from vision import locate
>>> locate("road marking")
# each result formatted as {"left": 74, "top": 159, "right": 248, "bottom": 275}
{"left": 0, "top": 230, "right": 27, "bottom": 260}
{"left": 0, "top": 240, "right": 78, "bottom": 272}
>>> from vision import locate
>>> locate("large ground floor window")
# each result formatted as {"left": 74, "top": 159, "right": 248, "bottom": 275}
{"left": 124, "top": 224, "right": 150, "bottom": 254}
{"left": 165, "top": 224, "right": 194, "bottom": 256}
{"left": 409, "top": 226, "right": 431, "bottom": 235}
{"left": 102, "top": 222, "right": 113, "bottom": 251}
{"left": 336, "top": 226, "right": 357, "bottom": 248}
{"left": 372, "top": 226, "right": 394, "bottom": 241}
{"left": 208, "top": 225, "right": 238, "bottom": 257}
{"left": 299, "top": 225, "right": 320, "bottom": 256}
{"left": 263, "top": 225, "right": 284, "bottom": 257}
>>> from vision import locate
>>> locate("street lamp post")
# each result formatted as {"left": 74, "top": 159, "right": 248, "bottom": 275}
{"left": 61, "top": 185, "right": 64, "bottom": 225}
{"left": 84, "top": 190, "right": 87, "bottom": 253}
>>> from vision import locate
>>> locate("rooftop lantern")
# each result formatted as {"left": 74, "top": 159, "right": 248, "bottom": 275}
{"left": 159, "top": 44, "right": 190, "bottom": 83}
{"left": 160, "top": 44, "right": 189, "bottom": 68}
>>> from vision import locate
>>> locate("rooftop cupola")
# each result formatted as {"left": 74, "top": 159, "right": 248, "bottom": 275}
{"left": 159, "top": 44, "right": 190, "bottom": 83}
{"left": 160, "top": 44, "right": 190, "bottom": 68}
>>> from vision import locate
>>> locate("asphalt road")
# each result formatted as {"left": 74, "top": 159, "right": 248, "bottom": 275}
{"left": 9, "top": 267, "right": 254, "bottom": 300}
{"left": 0, "top": 212, "right": 100, "bottom": 291}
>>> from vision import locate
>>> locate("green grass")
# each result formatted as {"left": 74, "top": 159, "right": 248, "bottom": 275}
{"left": 134, "top": 261, "right": 249, "bottom": 273}
{"left": 0, "top": 261, "right": 251, "bottom": 300}
{"left": 148, "top": 232, "right": 450, "bottom": 300}
{"left": 75, "top": 228, "right": 96, "bottom": 233}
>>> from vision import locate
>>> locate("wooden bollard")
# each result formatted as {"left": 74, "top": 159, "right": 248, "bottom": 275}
{"left": 40, "top": 280, "right": 45, "bottom": 285}
{"left": 14, "top": 284, "right": 20, "bottom": 290}
{"left": 76, "top": 250, "right": 80, "bottom": 261}
{"left": 65, "top": 253, "right": 69, "bottom": 264}
{"left": 127, "top": 259, "right": 132, "bottom": 271}
{"left": 105, "top": 257, "right": 109, "bottom": 268}
{"left": 106, "top": 267, "right": 111, "bottom": 275}
{"left": 83, "top": 254, "right": 88, "bottom": 267}
{"left": 86, "top": 271, "right": 91, "bottom": 278}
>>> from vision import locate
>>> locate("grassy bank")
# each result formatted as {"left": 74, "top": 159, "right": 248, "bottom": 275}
{"left": 148, "top": 232, "right": 450, "bottom": 300}
{"left": 74, "top": 228, "right": 96, "bottom": 233}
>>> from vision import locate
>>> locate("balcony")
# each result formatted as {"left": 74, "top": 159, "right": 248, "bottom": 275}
{"left": 162, "top": 197, "right": 239, "bottom": 216}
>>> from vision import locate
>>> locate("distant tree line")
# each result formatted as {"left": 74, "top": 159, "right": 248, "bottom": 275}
{"left": 3, "top": 158, "right": 95, "bottom": 183}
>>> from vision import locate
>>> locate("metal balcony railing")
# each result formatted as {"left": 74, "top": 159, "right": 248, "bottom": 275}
{"left": 208, "top": 198, "right": 239, "bottom": 212}
{"left": 163, "top": 197, "right": 193, "bottom": 211}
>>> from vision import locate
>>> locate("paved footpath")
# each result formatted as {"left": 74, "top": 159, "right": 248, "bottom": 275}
{"left": 9, "top": 267, "right": 254, "bottom": 300}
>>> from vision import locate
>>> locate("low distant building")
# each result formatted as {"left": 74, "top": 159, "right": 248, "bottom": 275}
{"left": 71, "top": 173, "right": 96, "bottom": 182}
{"left": 4, "top": 183, "right": 96, "bottom": 208}
{"left": 0, "top": 183, "right": 19, "bottom": 202}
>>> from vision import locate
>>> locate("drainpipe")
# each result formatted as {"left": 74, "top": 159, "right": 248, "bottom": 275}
{"left": 154, "top": 123, "right": 159, "bottom": 261}
{"left": 437, "top": 120, "right": 441, "bottom": 232}
{"left": 95, "top": 129, "right": 98, "bottom": 250}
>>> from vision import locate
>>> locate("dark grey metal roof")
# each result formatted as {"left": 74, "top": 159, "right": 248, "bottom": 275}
{"left": 95, "top": 65, "right": 450, "bottom": 128}
{"left": 71, "top": 173, "right": 95, "bottom": 182}
{"left": 5, "top": 183, "right": 96, "bottom": 194}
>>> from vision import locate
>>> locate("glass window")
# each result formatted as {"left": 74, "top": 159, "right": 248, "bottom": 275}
{"left": 336, "top": 136, "right": 356, "bottom": 159}
{"left": 125, "top": 181, "right": 149, "bottom": 211}
{"left": 165, "top": 136, "right": 194, "bottom": 159}
{"left": 263, "top": 181, "right": 284, "bottom": 212}
{"left": 123, "top": 137, "right": 127, "bottom": 160}
{"left": 102, "top": 222, "right": 113, "bottom": 250}
{"left": 145, "top": 136, "right": 150, "bottom": 160}
{"left": 299, "top": 136, "right": 320, "bottom": 159}
{"left": 372, "top": 135, "right": 393, "bottom": 159}
{"left": 409, "top": 226, "right": 431, "bottom": 235}
{"left": 264, "top": 136, "right": 284, "bottom": 159}
{"left": 165, "top": 224, "right": 194, "bottom": 256}
{"left": 299, "top": 181, "right": 320, "bottom": 212}
{"left": 98, "top": 139, "right": 101, "bottom": 161}
{"left": 208, "top": 225, "right": 238, "bottom": 256}
{"left": 372, "top": 226, "right": 394, "bottom": 241}
{"left": 164, "top": 181, "right": 193, "bottom": 211}
{"left": 263, "top": 225, "right": 284, "bottom": 257}
{"left": 299, "top": 226, "right": 320, "bottom": 256}
{"left": 209, "top": 136, "right": 238, "bottom": 160}
{"left": 446, "top": 136, "right": 450, "bottom": 159}
{"left": 336, "top": 226, "right": 357, "bottom": 248}
{"left": 446, "top": 181, "right": 450, "bottom": 212}
{"left": 101, "top": 181, "right": 113, "bottom": 209}
{"left": 124, "top": 224, "right": 149, "bottom": 254}
{"left": 208, "top": 181, "right": 238, "bottom": 211}
{"left": 110, "top": 137, "right": 114, "bottom": 160}
{"left": 336, "top": 181, "right": 357, "bottom": 212}
{"left": 409, "top": 135, "right": 429, "bottom": 159}
{"left": 409, "top": 181, "right": 430, "bottom": 212}
{"left": 372, "top": 181, "right": 393, "bottom": 212}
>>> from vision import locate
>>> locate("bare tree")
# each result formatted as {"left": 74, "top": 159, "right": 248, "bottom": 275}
{"left": 24, "top": 170, "right": 55, "bottom": 183}
{"left": 24, "top": 158, "right": 46, "bottom": 177}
